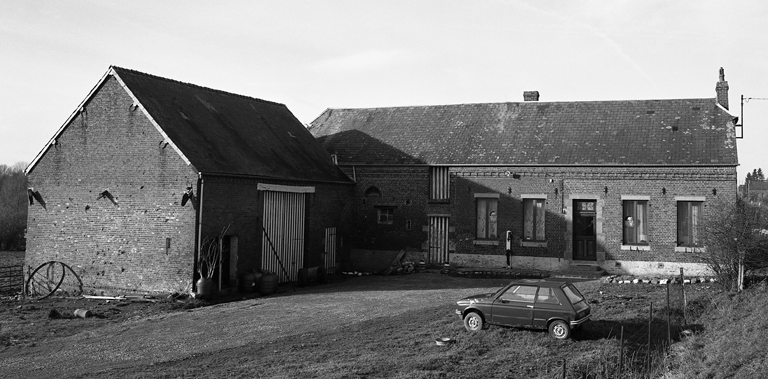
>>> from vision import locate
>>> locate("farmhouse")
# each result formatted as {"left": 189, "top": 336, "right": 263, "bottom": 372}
{"left": 25, "top": 66, "right": 354, "bottom": 294}
{"left": 309, "top": 69, "right": 739, "bottom": 276}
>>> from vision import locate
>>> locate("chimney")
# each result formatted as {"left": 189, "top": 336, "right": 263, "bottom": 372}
{"left": 523, "top": 91, "right": 540, "bottom": 101}
{"left": 716, "top": 67, "right": 729, "bottom": 110}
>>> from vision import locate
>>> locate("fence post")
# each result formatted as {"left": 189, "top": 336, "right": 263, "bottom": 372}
{"left": 646, "top": 302, "right": 653, "bottom": 375}
{"left": 619, "top": 325, "right": 624, "bottom": 377}
{"left": 680, "top": 267, "right": 687, "bottom": 324}
{"left": 666, "top": 280, "right": 671, "bottom": 348}
{"left": 561, "top": 358, "right": 567, "bottom": 379}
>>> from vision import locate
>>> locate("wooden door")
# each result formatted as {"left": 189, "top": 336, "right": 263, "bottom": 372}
{"left": 573, "top": 200, "right": 597, "bottom": 261}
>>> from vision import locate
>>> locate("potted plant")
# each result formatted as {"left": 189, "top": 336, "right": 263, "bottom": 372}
{"left": 196, "top": 225, "right": 229, "bottom": 300}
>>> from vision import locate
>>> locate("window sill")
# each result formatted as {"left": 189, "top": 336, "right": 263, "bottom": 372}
{"left": 521, "top": 241, "right": 547, "bottom": 248}
{"left": 428, "top": 199, "right": 450, "bottom": 204}
{"left": 621, "top": 245, "right": 650, "bottom": 251}
{"left": 675, "top": 246, "right": 705, "bottom": 253}
{"left": 473, "top": 240, "right": 499, "bottom": 246}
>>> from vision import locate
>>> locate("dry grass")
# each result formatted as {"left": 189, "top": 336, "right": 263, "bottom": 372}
{"left": 72, "top": 277, "right": 708, "bottom": 379}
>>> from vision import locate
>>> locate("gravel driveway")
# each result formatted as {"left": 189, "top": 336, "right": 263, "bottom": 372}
{"left": 1, "top": 273, "right": 505, "bottom": 379}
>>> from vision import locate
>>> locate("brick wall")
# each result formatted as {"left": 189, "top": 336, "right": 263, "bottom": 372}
{"left": 339, "top": 164, "right": 737, "bottom": 269}
{"left": 26, "top": 76, "right": 198, "bottom": 294}
{"left": 200, "top": 175, "right": 354, "bottom": 284}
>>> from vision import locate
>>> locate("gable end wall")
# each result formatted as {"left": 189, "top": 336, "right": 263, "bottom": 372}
{"left": 26, "top": 76, "right": 199, "bottom": 294}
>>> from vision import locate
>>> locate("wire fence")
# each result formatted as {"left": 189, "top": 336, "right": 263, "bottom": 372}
{"left": 0, "top": 264, "right": 24, "bottom": 295}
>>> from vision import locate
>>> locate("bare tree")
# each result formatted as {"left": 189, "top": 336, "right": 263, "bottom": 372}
{"left": 0, "top": 163, "right": 28, "bottom": 251}
{"left": 700, "top": 197, "right": 768, "bottom": 291}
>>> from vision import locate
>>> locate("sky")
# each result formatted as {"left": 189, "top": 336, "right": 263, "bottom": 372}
{"left": 1, "top": 0, "right": 767, "bottom": 182}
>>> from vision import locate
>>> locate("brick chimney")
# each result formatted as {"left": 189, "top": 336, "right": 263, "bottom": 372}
{"left": 716, "top": 67, "right": 729, "bottom": 110}
{"left": 523, "top": 91, "right": 540, "bottom": 101}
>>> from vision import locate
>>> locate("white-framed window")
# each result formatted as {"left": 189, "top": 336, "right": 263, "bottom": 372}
{"left": 522, "top": 195, "right": 546, "bottom": 242}
{"left": 623, "top": 200, "right": 649, "bottom": 245}
{"left": 376, "top": 207, "right": 394, "bottom": 225}
{"left": 475, "top": 194, "right": 498, "bottom": 239}
{"left": 677, "top": 201, "right": 703, "bottom": 247}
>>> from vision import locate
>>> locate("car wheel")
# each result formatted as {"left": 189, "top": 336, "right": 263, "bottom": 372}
{"left": 549, "top": 320, "right": 571, "bottom": 340}
{"left": 463, "top": 311, "right": 484, "bottom": 332}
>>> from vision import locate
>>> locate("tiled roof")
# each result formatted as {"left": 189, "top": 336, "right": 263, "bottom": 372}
{"left": 309, "top": 99, "right": 738, "bottom": 166}
{"left": 112, "top": 67, "right": 351, "bottom": 183}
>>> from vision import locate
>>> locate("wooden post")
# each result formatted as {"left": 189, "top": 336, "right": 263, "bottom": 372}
{"left": 561, "top": 358, "right": 567, "bottom": 379}
{"left": 619, "top": 325, "right": 624, "bottom": 377}
{"left": 680, "top": 267, "right": 687, "bottom": 324}
{"left": 738, "top": 253, "right": 745, "bottom": 292}
{"left": 646, "top": 302, "right": 653, "bottom": 375}
{"left": 666, "top": 280, "right": 671, "bottom": 348}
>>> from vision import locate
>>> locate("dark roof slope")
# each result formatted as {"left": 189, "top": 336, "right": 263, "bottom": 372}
{"left": 309, "top": 99, "right": 738, "bottom": 166}
{"left": 113, "top": 67, "right": 351, "bottom": 183}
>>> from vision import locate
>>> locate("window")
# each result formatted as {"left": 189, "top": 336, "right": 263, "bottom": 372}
{"left": 377, "top": 207, "right": 394, "bottom": 225}
{"left": 429, "top": 166, "right": 450, "bottom": 201}
{"left": 523, "top": 198, "right": 546, "bottom": 241}
{"left": 536, "top": 287, "right": 561, "bottom": 305}
{"left": 623, "top": 200, "right": 648, "bottom": 245}
{"left": 476, "top": 196, "right": 498, "bottom": 239}
{"left": 678, "top": 201, "right": 703, "bottom": 247}
{"left": 500, "top": 285, "right": 537, "bottom": 303}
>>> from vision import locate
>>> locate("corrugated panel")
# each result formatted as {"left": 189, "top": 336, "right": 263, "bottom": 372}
{"left": 430, "top": 167, "right": 450, "bottom": 200}
{"left": 262, "top": 191, "right": 305, "bottom": 282}
{"left": 428, "top": 216, "right": 450, "bottom": 264}
{"left": 324, "top": 227, "right": 337, "bottom": 274}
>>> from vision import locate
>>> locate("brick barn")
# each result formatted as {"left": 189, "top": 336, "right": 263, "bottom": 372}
{"left": 25, "top": 66, "right": 354, "bottom": 294}
{"left": 309, "top": 69, "right": 739, "bottom": 276}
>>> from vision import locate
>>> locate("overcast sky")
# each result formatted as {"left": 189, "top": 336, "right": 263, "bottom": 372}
{"left": 2, "top": 1, "right": 766, "bottom": 181}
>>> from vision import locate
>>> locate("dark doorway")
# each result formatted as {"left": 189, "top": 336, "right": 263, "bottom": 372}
{"left": 573, "top": 200, "right": 597, "bottom": 261}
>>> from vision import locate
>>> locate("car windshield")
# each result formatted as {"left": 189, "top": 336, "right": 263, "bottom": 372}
{"left": 562, "top": 284, "right": 585, "bottom": 305}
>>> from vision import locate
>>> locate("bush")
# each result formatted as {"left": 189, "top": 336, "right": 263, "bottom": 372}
{"left": 700, "top": 197, "right": 768, "bottom": 291}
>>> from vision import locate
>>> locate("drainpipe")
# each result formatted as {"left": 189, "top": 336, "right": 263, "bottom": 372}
{"left": 194, "top": 172, "right": 205, "bottom": 290}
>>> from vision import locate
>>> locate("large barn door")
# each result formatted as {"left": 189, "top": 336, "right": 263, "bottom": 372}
{"left": 259, "top": 184, "right": 314, "bottom": 283}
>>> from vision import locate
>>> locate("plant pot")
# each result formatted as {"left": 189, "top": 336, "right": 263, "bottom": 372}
{"left": 196, "top": 277, "right": 214, "bottom": 300}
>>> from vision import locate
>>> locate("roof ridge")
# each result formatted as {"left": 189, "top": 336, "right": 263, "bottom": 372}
{"left": 322, "top": 97, "right": 718, "bottom": 112}
{"left": 110, "top": 65, "right": 286, "bottom": 108}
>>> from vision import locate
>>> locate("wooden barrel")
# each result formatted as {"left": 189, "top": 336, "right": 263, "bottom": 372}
{"left": 259, "top": 272, "right": 277, "bottom": 295}
{"left": 239, "top": 272, "right": 257, "bottom": 293}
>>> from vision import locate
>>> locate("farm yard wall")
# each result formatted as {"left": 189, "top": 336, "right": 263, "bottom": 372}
{"left": 25, "top": 76, "right": 198, "bottom": 294}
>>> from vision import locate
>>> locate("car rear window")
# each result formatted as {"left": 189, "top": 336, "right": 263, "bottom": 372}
{"left": 562, "top": 284, "right": 585, "bottom": 305}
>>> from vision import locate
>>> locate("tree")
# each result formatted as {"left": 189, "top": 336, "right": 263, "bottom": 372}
{"left": 700, "top": 197, "right": 768, "bottom": 291}
{"left": 0, "top": 162, "right": 28, "bottom": 251}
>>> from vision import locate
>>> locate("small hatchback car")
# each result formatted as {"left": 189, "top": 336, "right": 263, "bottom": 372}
{"left": 455, "top": 279, "right": 590, "bottom": 339}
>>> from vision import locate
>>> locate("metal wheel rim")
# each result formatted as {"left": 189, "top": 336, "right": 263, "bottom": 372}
{"left": 552, "top": 323, "right": 567, "bottom": 338}
{"left": 467, "top": 315, "right": 480, "bottom": 329}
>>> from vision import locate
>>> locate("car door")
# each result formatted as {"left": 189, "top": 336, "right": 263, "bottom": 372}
{"left": 491, "top": 285, "right": 536, "bottom": 327}
{"left": 532, "top": 286, "right": 566, "bottom": 328}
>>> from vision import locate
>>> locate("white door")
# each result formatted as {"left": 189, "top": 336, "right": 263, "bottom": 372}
{"left": 261, "top": 189, "right": 306, "bottom": 282}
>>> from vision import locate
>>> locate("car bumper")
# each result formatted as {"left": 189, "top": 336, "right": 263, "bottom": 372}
{"left": 570, "top": 315, "right": 590, "bottom": 328}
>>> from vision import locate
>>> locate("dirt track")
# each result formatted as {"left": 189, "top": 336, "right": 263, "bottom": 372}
{"left": 0, "top": 274, "right": 508, "bottom": 379}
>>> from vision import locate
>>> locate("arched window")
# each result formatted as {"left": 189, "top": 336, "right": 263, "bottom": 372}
{"left": 364, "top": 186, "right": 382, "bottom": 198}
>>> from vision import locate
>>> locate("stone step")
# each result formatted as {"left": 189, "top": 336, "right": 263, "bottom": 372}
{"left": 551, "top": 265, "right": 607, "bottom": 279}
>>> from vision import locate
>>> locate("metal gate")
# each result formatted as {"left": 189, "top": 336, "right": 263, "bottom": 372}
{"left": 428, "top": 216, "right": 450, "bottom": 264}
{"left": 260, "top": 185, "right": 310, "bottom": 283}
{"left": 324, "top": 227, "right": 337, "bottom": 274}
